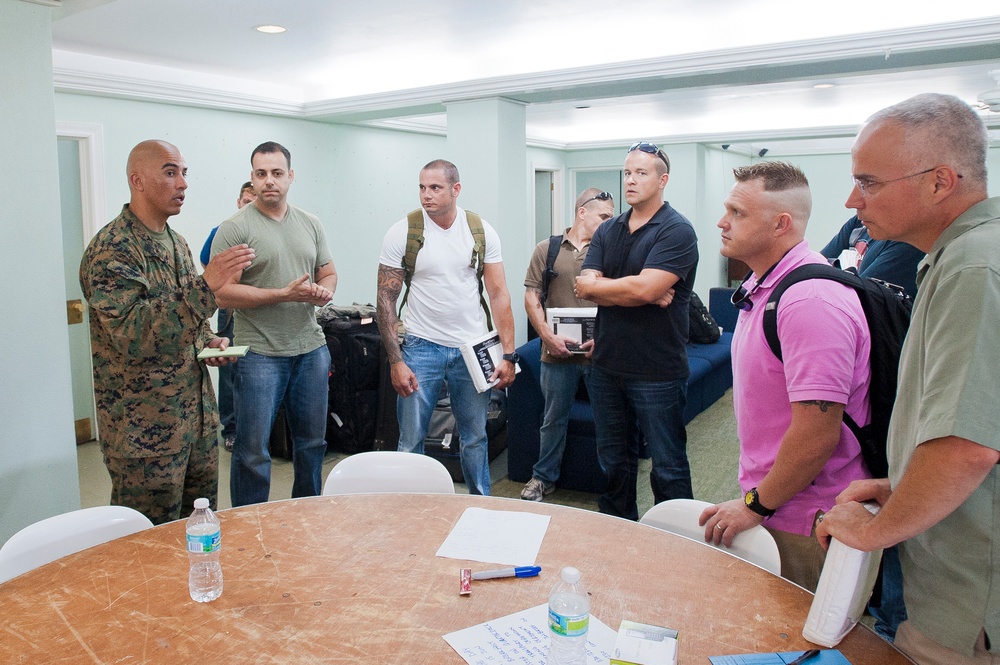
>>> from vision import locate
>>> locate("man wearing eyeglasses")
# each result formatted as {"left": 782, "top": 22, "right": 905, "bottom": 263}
{"left": 699, "top": 161, "right": 872, "bottom": 592}
{"left": 520, "top": 188, "right": 615, "bottom": 502}
{"left": 574, "top": 142, "right": 699, "bottom": 520}
{"left": 817, "top": 94, "right": 1000, "bottom": 665}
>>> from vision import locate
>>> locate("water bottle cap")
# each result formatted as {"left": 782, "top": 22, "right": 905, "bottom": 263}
{"left": 193, "top": 498, "right": 210, "bottom": 510}
{"left": 560, "top": 566, "right": 581, "bottom": 584}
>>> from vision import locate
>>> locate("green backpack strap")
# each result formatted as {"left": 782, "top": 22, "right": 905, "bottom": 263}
{"left": 398, "top": 208, "right": 493, "bottom": 331}
{"left": 465, "top": 211, "right": 493, "bottom": 331}
{"left": 398, "top": 209, "right": 425, "bottom": 318}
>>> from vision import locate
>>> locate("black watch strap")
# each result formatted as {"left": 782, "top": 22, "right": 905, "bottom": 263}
{"left": 744, "top": 487, "right": 775, "bottom": 518}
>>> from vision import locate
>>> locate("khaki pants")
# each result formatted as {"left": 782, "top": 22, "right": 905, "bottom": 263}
{"left": 895, "top": 621, "right": 1000, "bottom": 665}
{"left": 764, "top": 525, "right": 827, "bottom": 592}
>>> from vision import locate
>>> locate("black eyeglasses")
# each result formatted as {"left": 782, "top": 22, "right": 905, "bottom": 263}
{"left": 628, "top": 141, "right": 670, "bottom": 173}
{"left": 580, "top": 191, "right": 613, "bottom": 206}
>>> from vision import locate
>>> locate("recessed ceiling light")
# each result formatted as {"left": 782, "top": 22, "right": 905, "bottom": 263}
{"left": 255, "top": 25, "right": 286, "bottom": 34}
{"left": 813, "top": 82, "right": 835, "bottom": 89}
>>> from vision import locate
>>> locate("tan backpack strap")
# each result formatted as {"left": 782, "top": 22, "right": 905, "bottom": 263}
{"left": 398, "top": 209, "right": 424, "bottom": 318}
{"left": 465, "top": 211, "right": 493, "bottom": 331}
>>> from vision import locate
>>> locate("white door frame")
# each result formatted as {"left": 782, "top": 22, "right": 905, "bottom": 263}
{"left": 55, "top": 122, "right": 106, "bottom": 244}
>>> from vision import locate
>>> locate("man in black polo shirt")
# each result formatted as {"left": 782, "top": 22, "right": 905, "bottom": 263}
{"left": 575, "top": 141, "right": 699, "bottom": 520}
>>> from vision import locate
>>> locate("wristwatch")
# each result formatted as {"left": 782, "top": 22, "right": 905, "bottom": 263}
{"left": 744, "top": 487, "right": 775, "bottom": 518}
{"left": 502, "top": 352, "right": 520, "bottom": 365}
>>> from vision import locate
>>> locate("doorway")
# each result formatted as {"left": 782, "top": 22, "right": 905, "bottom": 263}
{"left": 56, "top": 124, "right": 106, "bottom": 445}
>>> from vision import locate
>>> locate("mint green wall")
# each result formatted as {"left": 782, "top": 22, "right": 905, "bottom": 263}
{"left": 1, "top": 0, "right": 80, "bottom": 542}
{"left": 55, "top": 93, "right": 449, "bottom": 307}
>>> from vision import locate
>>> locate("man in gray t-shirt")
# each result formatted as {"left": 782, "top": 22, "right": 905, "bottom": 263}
{"left": 212, "top": 141, "right": 337, "bottom": 507}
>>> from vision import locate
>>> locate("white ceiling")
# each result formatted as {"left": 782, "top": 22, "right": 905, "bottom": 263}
{"left": 48, "top": 0, "right": 1000, "bottom": 154}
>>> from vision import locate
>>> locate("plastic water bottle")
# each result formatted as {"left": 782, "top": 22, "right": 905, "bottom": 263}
{"left": 186, "top": 498, "right": 223, "bottom": 602}
{"left": 546, "top": 566, "right": 589, "bottom": 665}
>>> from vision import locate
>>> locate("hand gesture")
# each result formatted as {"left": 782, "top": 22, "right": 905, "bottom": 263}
{"left": 203, "top": 244, "right": 255, "bottom": 292}
{"left": 284, "top": 274, "right": 333, "bottom": 306}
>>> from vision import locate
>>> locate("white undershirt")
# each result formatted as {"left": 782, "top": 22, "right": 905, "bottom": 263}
{"left": 379, "top": 207, "right": 502, "bottom": 347}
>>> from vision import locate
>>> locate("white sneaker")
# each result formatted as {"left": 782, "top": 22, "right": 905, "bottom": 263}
{"left": 520, "top": 478, "right": 554, "bottom": 502}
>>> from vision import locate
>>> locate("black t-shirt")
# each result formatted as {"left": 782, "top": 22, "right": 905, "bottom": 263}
{"left": 582, "top": 202, "right": 699, "bottom": 380}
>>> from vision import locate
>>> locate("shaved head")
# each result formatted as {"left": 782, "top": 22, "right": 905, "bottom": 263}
{"left": 124, "top": 139, "right": 188, "bottom": 231}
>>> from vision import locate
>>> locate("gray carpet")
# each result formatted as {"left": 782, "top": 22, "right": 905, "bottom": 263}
{"left": 490, "top": 389, "right": 741, "bottom": 516}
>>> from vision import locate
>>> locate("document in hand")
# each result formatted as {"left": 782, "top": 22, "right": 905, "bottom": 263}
{"left": 802, "top": 503, "right": 883, "bottom": 647}
{"left": 546, "top": 307, "right": 597, "bottom": 353}
{"left": 459, "top": 330, "right": 519, "bottom": 393}
{"left": 197, "top": 345, "right": 249, "bottom": 360}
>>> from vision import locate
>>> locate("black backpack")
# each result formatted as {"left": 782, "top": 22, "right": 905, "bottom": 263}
{"left": 527, "top": 234, "right": 564, "bottom": 340}
{"left": 688, "top": 291, "right": 721, "bottom": 344}
{"left": 762, "top": 263, "right": 912, "bottom": 478}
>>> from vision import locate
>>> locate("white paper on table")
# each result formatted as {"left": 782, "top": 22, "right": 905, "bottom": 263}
{"left": 444, "top": 603, "right": 615, "bottom": 665}
{"left": 436, "top": 507, "right": 550, "bottom": 566}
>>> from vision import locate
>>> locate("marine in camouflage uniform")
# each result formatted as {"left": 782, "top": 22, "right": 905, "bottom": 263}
{"left": 79, "top": 140, "right": 254, "bottom": 525}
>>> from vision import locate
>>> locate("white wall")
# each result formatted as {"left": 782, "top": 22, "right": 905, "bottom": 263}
{"left": 0, "top": 0, "right": 80, "bottom": 542}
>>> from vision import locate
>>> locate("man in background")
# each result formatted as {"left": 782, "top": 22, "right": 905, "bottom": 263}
{"left": 700, "top": 161, "right": 872, "bottom": 592}
{"left": 212, "top": 141, "right": 337, "bottom": 507}
{"left": 520, "top": 188, "right": 615, "bottom": 501}
{"left": 200, "top": 181, "right": 256, "bottom": 452}
{"left": 818, "top": 93, "right": 1000, "bottom": 665}
{"left": 80, "top": 139, "right": 254, "bottom": 524}
{"left": 820, "top": 214, "right": 923, "bottom": 297}
{"left": 375, "top": 159, "right": 517, "bottom": 496}
{"left": 575, "top": 142, "right": 699, "bottom": 520}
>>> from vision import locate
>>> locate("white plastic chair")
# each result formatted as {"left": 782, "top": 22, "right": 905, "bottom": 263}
{"left": 639, "top": 498, "right": 781, "bottom": 575}
{"left": 0, "top": 505, "right": 154, "bottom": 583}
{"left": 322, "top": 451, "right": 456, "bottom": 496}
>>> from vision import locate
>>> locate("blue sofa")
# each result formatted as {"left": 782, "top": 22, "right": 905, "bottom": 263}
{"left": 506, "top": 288, "right": 737, "bottom": 494}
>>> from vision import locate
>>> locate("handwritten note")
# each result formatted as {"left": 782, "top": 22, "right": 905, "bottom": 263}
{"left": 443, "top": 604, "right": 615, "bottom": 665}
{"left": 436, "top": 507, "right": 550, "bottom": 566}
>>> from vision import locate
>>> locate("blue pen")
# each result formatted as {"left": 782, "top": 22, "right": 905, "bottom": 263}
{"left": 471, "top": 566, "right": 541, "bottom": 580}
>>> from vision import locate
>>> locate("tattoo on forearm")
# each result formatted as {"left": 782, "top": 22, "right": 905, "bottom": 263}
{"left": 799, "top": 400, "right": 837, "bottom": 413}
{"left": 376, "top": 265, "right": 406, "bottom": 364}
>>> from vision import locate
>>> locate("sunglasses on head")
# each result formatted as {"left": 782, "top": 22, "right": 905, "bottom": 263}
{"left": 628, "top": 141, "right": 670, "bottom": 172}
{"left": 580, "top": 191, "right": 613, "bottom": 207}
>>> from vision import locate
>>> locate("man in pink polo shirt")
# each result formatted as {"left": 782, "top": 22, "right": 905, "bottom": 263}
{"left": 699, "top": 161, "right": 872, "bottom": 591}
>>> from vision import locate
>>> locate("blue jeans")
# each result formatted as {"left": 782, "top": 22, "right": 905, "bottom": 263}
{"left": 217, "top": 308, "right": 236, "bottom": 437}
{"left": 231, "top": 345, "right": 330, "bottom": 506}
{"left": 532, "top": 361, "right": 590, "bottom": 486}
{"left": 870, "top": 544, "right": 907, "bottom": 641}
{"left": 587, "top": 365, "right": 692, "bottom": 520}
{"left": 397, "top": 335, "right": 492, "bottom": 495}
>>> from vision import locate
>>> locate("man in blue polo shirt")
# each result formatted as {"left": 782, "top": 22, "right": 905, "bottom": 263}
{"left": 575, "top": 141, "right": 699, "bottom": 520}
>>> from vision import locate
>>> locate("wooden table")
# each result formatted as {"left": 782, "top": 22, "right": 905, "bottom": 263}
{"left": 0, "top": 495, "right": 908, "bottom": 663}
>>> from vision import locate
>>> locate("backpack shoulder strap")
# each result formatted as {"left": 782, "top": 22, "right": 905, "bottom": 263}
{"left": 464, "top": 211, "right": 493, "bottom": 331}
{"left": 540, "top": 234, "right": 563, "bottom": 308}
{"left": 398, "top": 209, "right": 425, "bottom": 317}
{"left": 762, "top": 263, "right": 862, "bottom": 362}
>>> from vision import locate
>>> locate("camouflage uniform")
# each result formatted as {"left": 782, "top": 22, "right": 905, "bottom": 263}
{"left": 80, "top": 204, "right": 221, "bottom": 525}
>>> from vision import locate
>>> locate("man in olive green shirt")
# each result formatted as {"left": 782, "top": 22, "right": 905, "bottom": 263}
{"left": 818, "top": 94, "right": 1000, "bottom": 665}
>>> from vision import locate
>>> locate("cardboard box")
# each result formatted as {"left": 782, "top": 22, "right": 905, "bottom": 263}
{"left": 610, "top": 620, "right": 678, "bottom": 665}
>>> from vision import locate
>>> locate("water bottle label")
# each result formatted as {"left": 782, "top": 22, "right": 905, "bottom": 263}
{"left": 186, "top": 530, "right": 220, "bottom": 553}
{"left": 548, "top": 609, "right": 589, "bottom": 638}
